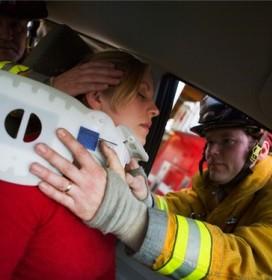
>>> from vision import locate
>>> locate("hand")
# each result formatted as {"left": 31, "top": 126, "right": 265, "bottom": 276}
{"left": 52, "top": 61, "right": 123, "bottom": 96}
{"left": 125, "top": 159, "right": 148, "bottom": 200}
{"left": 29, "top": 128, "right": 107, "bottom": 221}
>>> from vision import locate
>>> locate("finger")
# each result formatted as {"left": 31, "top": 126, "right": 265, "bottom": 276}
{"left": 38, "top": 181, "right": 75, "bottom": 210}
{"left": 125, "top": 173, "right": 135, "bottom": 186}
{"left": 56, "top": 128, "right": 99, "bottom": 170}
{"left": 126, "top": 159, "right": 140, "bottom": 170}
{"left": 30, "top": 162, "right": 76, "bottom": 193}
{"left": 55, "top": 83, "right": 109, "bottom": 97}
{"left": 100, "top": 141, "right": 125, "bottom": 180}
{"left": 79, "top": 66, "right": 123, "bottom": 77}
{"left": 126, "top": 173, "right": 142, "bottom": 190}
{"left": 72, "top": 70, "right": 122, "bottom": 86}
{"left": 61, "top": 83, "right": 108, "bottom": 96}
{"left": 34, "top": 143, "right": 81, "bottom": 181}
{"left": 79, "top": 61, "right": 115, "bottom": 70}
{"left": 77, "top": 75, "right": 121, "bottom": 86}
{"left": 67, "top": 76, "right": 119, "bottom": 94}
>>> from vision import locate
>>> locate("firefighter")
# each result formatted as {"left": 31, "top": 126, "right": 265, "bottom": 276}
{"left": 31, "top": 94, "right": 272, "bottom": 279}
{"left": 0, "top": 0, "right": 47, "bottom": 62}
{"left": 0, "top": 0, "right": 122, "bottom": 94}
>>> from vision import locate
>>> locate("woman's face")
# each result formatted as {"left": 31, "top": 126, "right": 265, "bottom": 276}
{"left": 99, "top": 69, "right": 159, "bottom": 145}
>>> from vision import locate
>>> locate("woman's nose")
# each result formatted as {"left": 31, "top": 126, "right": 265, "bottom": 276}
{"left": 149, "top": 101, "right": 160, "bottom": 118}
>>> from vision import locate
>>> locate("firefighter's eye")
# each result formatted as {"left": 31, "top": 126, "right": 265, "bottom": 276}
{"left": 206, "top": 140, "right": 214, "bottom": 146}
{"left": 222, "top": 138, "right": 236, "bottom": 146}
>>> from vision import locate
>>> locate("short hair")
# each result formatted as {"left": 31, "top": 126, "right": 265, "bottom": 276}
{"left": 88, "top": 50, "right": 149, "bottom": 110}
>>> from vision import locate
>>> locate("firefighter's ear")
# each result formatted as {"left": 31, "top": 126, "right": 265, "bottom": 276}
{"left": 85, "top": 91, "right": 103, "bottom": 110}
{"left": 258, "top": 140, "right": 270, "bottom": 160}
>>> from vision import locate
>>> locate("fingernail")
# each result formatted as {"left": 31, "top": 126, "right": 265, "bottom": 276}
{"left": 99, "top": 140, "right": 106, "bottom": 146}
{"left": 35, "top": 143, "right": 47, "bottom": 154}
{"left": 30, "top": 163, "right": 42, "bottom": 174}
{"left": 57, "top": 128, "right": 66, "bottom": 138}
{"left": 38, "top": 181, "right": 47, "bottom": 189}
{"left": 100, "top": 141, "right": 108, "bottom": 149}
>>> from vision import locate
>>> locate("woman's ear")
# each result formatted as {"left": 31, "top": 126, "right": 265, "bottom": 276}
{"left": 258, "top": 140, "right": 270, "bottom": 160}
{"left": 85, "top": 91, "right": 103, "bottom": 110}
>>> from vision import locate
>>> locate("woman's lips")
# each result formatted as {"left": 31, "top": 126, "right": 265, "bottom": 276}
{"left": 140, "top": 123, "right": 151, "bottom": 132}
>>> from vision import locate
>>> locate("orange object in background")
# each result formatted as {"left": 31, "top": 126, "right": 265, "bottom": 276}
{"left": 148, "top": 131, "right": 205, "bottom": 195}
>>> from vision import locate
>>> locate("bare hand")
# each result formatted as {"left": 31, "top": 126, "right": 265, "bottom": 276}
{"left": 52, "top": 61, "right": 123, "bottom": 96}
{"left": 30, "top": 128, "right": 107, "bottom": 221}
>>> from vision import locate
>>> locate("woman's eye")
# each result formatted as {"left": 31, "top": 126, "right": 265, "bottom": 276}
{"left": 138, "top": 92, "right": 146, "bottom": 99}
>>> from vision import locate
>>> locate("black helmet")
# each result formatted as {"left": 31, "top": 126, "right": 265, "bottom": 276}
{"left": 193, "top": 96, "right": 271, "bottom": 186}
{"left": 0, "top": 1, "right": 48, "bottom": 20}
{"left": 191, "top": 96, "right": 261, "bottom": 137}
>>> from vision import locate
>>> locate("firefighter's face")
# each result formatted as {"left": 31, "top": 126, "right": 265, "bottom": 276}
{"left": 0, "top": 15, "right": 28, "bottom": 62}
{"left": 205, "top": 128, "right": 254, "bottom": 185}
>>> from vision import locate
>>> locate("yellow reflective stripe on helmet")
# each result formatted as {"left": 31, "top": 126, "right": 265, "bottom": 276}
{"left": 158, "top": 216, "right": 212, "bottom": 279}
{"left": 158, "top": 216, "right": 189, "bottom": 275}
{"left": 155, "top": 195, "right": 169, "bottom": 212}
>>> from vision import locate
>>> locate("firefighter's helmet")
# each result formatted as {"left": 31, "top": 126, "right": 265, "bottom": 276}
{"left": 0, "top": 1, "right": 48, "bottom": 20}
{"left": 191, "top": 96, "right": 262, "bottom": 137}
{"left": 192, "top": 96, "right": 272, "bottom": 185}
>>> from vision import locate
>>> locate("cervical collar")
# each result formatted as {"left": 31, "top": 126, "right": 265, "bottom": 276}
{"left": 0, "top": 70, "right": 148, "bottom": 186}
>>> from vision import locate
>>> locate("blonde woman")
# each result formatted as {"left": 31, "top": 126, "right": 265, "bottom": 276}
{"left": 1, "top": 50, "right": 158, "bottom": 280}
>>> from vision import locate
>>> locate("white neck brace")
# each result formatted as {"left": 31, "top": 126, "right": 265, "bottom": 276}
{"left": 0, "top": 70, "right": 148, "bottom": 186}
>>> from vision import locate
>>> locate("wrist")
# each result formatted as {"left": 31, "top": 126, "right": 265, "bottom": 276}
{"left": 142, "top": 192, "right": 154, "bottom": 208}
{"left": 86, "top": 168, "right": 148, "bottom": 250}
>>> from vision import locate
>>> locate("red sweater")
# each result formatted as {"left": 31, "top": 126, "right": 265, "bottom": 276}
{"left": 0, "top": 180, "right": 116, "bottom": 280}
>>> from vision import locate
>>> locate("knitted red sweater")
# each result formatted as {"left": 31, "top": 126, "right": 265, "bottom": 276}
{"left": 0, "top": 180, "right": 116, "bottom": 280}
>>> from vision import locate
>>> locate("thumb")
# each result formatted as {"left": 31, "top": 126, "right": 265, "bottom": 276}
{"left": 126, "top": 158, "right": 139, "bottom": 170}
{"left": 100, "top": 141, "right": 125, "bottom": 180}
{"left": 126, "top": 173, "right": 135, "bottom": 186}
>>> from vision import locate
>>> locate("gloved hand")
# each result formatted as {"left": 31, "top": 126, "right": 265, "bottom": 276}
{"left": 87, "top": 168, "right": 148, "bottom": 251}
{"left": 126, "top": 159, "right": 154, "bottom": 207}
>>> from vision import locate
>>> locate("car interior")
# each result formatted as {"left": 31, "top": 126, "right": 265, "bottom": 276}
{"left": 19, "top": 2, "right": 272, "bottom": 279}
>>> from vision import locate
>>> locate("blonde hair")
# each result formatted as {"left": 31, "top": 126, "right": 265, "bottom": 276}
{"left": 89, "top": 50, "right": 149, "bottom": 110}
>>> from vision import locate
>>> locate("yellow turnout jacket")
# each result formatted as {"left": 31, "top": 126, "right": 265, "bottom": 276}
{"left": 148, "top": 155, "right": 272, "bottom": 279}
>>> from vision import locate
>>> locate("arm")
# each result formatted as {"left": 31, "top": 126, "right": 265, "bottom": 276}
{"left": 30, "top": 128, "right": 272, "bottom": 279}
{"left": 135, "top": 207, "right": 272, "bottom": 279}
{"left": 125, "top": 160, "right": 201, "bottom": 213}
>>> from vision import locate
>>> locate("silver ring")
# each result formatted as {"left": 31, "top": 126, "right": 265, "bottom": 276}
{"left": 64, "top": 183, "right": 73, "bottom": 193}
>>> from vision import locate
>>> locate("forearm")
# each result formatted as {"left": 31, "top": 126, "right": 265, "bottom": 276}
{"left": 86, "top": 168, "right": 148, "bottom": 251}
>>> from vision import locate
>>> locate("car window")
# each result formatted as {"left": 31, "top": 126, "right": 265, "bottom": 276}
{"left": 148, "top": 79, "right": 205, "bottom": 194}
